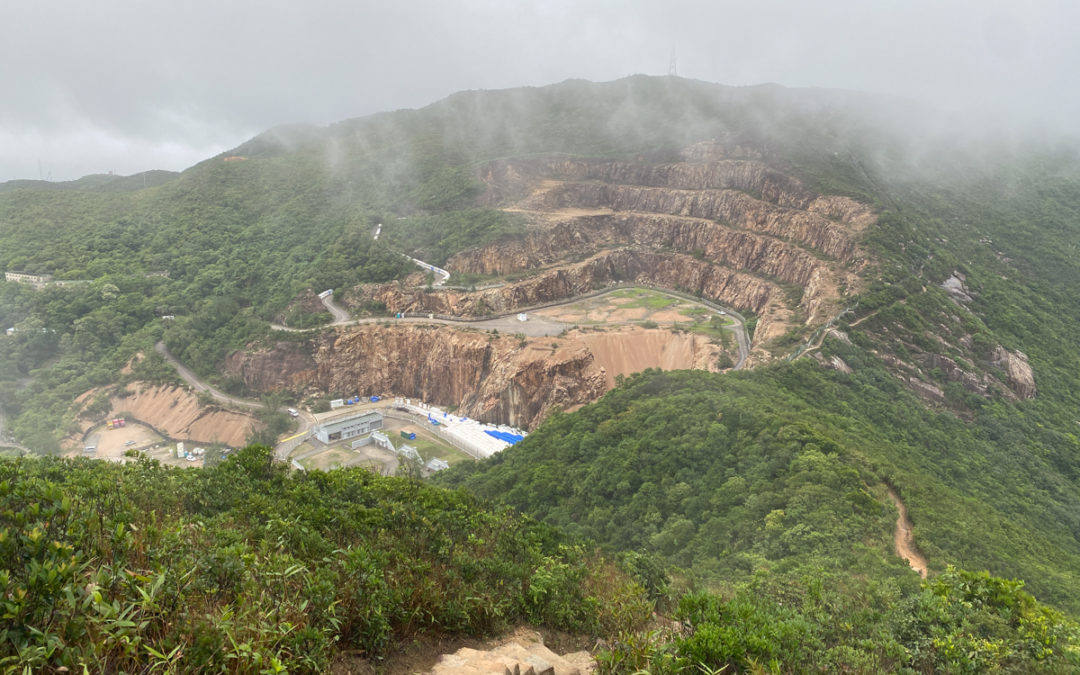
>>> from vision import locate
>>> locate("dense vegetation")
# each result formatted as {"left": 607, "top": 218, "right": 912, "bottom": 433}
{"left": 0, "top": 447, "right": 649, "bottom": 672}
{"left": 4, "top": 76, "right": 1080, "bottom": 671}
{"left": 595, "top": 567, "right": 1077, "bottom": 673}
{"left": 380, "top": 208, "right": 527, "bottom": 267}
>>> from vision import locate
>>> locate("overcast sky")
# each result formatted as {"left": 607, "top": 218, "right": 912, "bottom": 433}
{"left": 2, "top": 0, "right": 1076, "bottom": 182}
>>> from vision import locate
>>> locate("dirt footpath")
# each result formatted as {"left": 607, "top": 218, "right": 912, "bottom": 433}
{"left": 887, "top": 488, "right": 928, "bottom": 578}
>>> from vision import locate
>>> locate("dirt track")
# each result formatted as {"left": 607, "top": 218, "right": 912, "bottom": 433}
{"left": 887, "top": 488, "right": 928, "bottom": 578}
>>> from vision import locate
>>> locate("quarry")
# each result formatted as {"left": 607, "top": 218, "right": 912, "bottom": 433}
{"left": 225, "top": 141, "right": 872, "bottom": 429}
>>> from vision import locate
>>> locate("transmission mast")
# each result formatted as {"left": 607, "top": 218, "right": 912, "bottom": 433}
{"left": 668, "top": 46, "right": 678, "bottom": 77}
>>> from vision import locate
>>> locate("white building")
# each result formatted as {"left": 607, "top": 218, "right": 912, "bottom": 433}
{"left": 426, "top": 458, "right": 450, "bottom": 472}
{"left": 313, "top": 410, "right": 384, "bottom": 444}
{"left": 4, "top": 271, "right": 53, "bottom": 286}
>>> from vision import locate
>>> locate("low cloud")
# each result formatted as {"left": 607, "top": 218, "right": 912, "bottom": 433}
{"left": 2, "top": 1, "right": 1077, "bottom": 181}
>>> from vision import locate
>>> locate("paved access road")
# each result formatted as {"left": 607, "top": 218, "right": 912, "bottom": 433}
{"left": 159, "top": 288, "right": 748, "bottom": 462}
{"left": 405, "top": 256, "right": 450, "bottom": 287}
{"left": 275, "top": 285, "right": 749, "bottom": 365}
{"left": 321, "top": 293, "right": 351, "bottom": 325}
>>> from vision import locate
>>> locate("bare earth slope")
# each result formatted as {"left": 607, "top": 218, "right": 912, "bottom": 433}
{"left": 360, "top": 141, "right": 872, "bottom": 357}
{"left": 67, "top": 383, "right": 259, "bottom": 450}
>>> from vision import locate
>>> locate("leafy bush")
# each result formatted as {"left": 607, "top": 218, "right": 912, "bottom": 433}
{"left": 0, "top": 448, "right": 650, "bottom": 672}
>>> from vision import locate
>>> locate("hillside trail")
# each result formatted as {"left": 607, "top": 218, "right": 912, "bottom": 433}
{"left": 887, "top": 487, "right": 928, "bottom": 578}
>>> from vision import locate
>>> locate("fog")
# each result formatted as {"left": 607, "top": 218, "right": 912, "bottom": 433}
{"left": 2, "top": 0, "right": 1077, "bottom": 182}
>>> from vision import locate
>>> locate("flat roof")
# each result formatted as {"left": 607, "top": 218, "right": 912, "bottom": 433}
{"left": 312, "top": 405, "right": 384, "bottom": 425}
{"left": 313, "top": 408, "right": 384, "bottom": 431}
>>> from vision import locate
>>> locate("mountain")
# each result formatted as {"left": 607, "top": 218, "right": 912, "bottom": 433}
{"left": 2, "top": 76, "right": 1080, "bottom": 671}
{"left": 0, "top": 169, "right": 180, "bottom": 193}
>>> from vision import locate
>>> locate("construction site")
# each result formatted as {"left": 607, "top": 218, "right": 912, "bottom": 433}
{"left": 281, "top": 398, "right": 526, "bottom": 474}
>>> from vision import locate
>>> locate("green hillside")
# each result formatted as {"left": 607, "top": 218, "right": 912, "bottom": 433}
{"left": 440, "top": 139, "right": 1080, "bottom": 605}
{"left": 3, "top": 76, "right": 1080, "bottom": 672}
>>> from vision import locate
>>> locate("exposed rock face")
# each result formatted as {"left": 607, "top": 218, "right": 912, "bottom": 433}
{"left": 224, "top": 342, "right": 316, "bottom": 391}
{"left": 356, "top": 250, "right": 781, "bottom": 318}
{"left": 829, "top": 355, "right": 853, "bottom": 374}
{"left": 908, "top": 377, "right": 946, "bottom": 404}
{"left": 942, "top": 273, "right": 974, "bottom": 304}
{"left": 859, "top": 306, "right": 1036, "bottom": 408}
{"left": 224, "top": 324, "right": 723, "bottom": 430}
{"left": 517, "top": 182, "right": 859, "bottom": 259}
{"left": 992, "top": 346, "right": 1037, "bottom": 399}
{"left": 258, "top": 147, "right": 880, "bottom": 425}
{"left": 465, "top": 154, "right": 871, "bottom": 360}
{"left": 486, "top": 156, "right": 874, "bottom": 223}
{"left": 451, "top": 213, "right": 830, "bottom": 288}
{"left": 352, "top": 249, "right": 795, "bottom": 350}
{"left": 922, "top": 353, "right": 993, "bottom": 397}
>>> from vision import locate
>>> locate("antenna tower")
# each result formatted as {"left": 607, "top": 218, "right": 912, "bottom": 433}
{"left": 668, "top": 47, "right": 678, "bottom": 76}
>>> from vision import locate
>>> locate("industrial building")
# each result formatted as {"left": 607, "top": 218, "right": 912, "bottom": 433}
{"left": 4, "top": 271, "right": 53, "bottom": 286}
{"left": 313, "top": 409, "right": 384, "bottom": 444}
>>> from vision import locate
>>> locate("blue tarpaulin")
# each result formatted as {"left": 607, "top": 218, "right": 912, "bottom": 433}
{"left": 485, "top": 429, "right": 524, "bottom": 445}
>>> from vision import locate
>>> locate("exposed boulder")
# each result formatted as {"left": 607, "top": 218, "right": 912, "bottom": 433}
{"left": 429, "top": 640, "right": 590, "bottom": 675}
{"left": 942, "top": 272, "right": 974, "bottom": 304}
{"left": 908, "top": 378, "right": 945, "bottom": 404}
{"left": 992, "top": 346, "right": 1037, "bottom": 399}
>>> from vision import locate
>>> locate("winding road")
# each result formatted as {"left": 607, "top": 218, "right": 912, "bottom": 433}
{"left": 159, "top": 269, "right": 750, "bottom": 463}
{"left": 294, "top": 236, "right": 748, "bottom": 364}
{"left": 405, "top": 256, "right": 450, "bottom": 287}
{"left": 274, "top": 286, "right": 750, "bottom": 367}
{"left": 154, "top": 341, "right": 317, "bottom": 459}
{"left": 320, "top": 293, "right": 351, "bottom": 325}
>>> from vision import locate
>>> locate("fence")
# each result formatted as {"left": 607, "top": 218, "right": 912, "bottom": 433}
{"left": 382, "top": 410, "right": 490, "bottom": 460}
{"left": 275, "top": 429, "right": 312, "bottom": 460}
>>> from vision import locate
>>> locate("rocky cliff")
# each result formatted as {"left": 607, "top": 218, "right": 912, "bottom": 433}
{"left": 481, "top": 154, "right": 875, "bottom": 228}
{"left": 840, "top": 302, "right": 1038, "bottom": 409}
{"left": 466, "top": 154, "right": 869, "bottom": 353}
{"left": 992, "top": 346, "right": 1037, "bottom": 400}
{"left": 451, "top": 212, "right": 833, "bottom": 287}
{"left": 517, "top": 182, "right": 859, "bottom": 259}
{"left": 224, "top": 341, "right": 318, "bottom": 391}
{"left": 225, "top": 323, "right": 727, "bottom": 430}
{"left": 245, "top": 145, "right": 880, "bottom": 428}
{"left": 350, "top": 249, "right": 790, "bottom": 340}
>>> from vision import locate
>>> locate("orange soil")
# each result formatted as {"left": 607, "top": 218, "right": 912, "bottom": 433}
{"left": 650, "top": 309, "right": 696, "bottom": 322}
{"left": 92, "top": 383, "right": 259, "bottom": 448}
{"left": 887, "top": 488, "right": 929, "bottom": 578}
{"left": 578, "top": 328, "right": 718, "bottom": 388}
{"left": 535, "top": 296, "right": 703, "bottom": 326}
